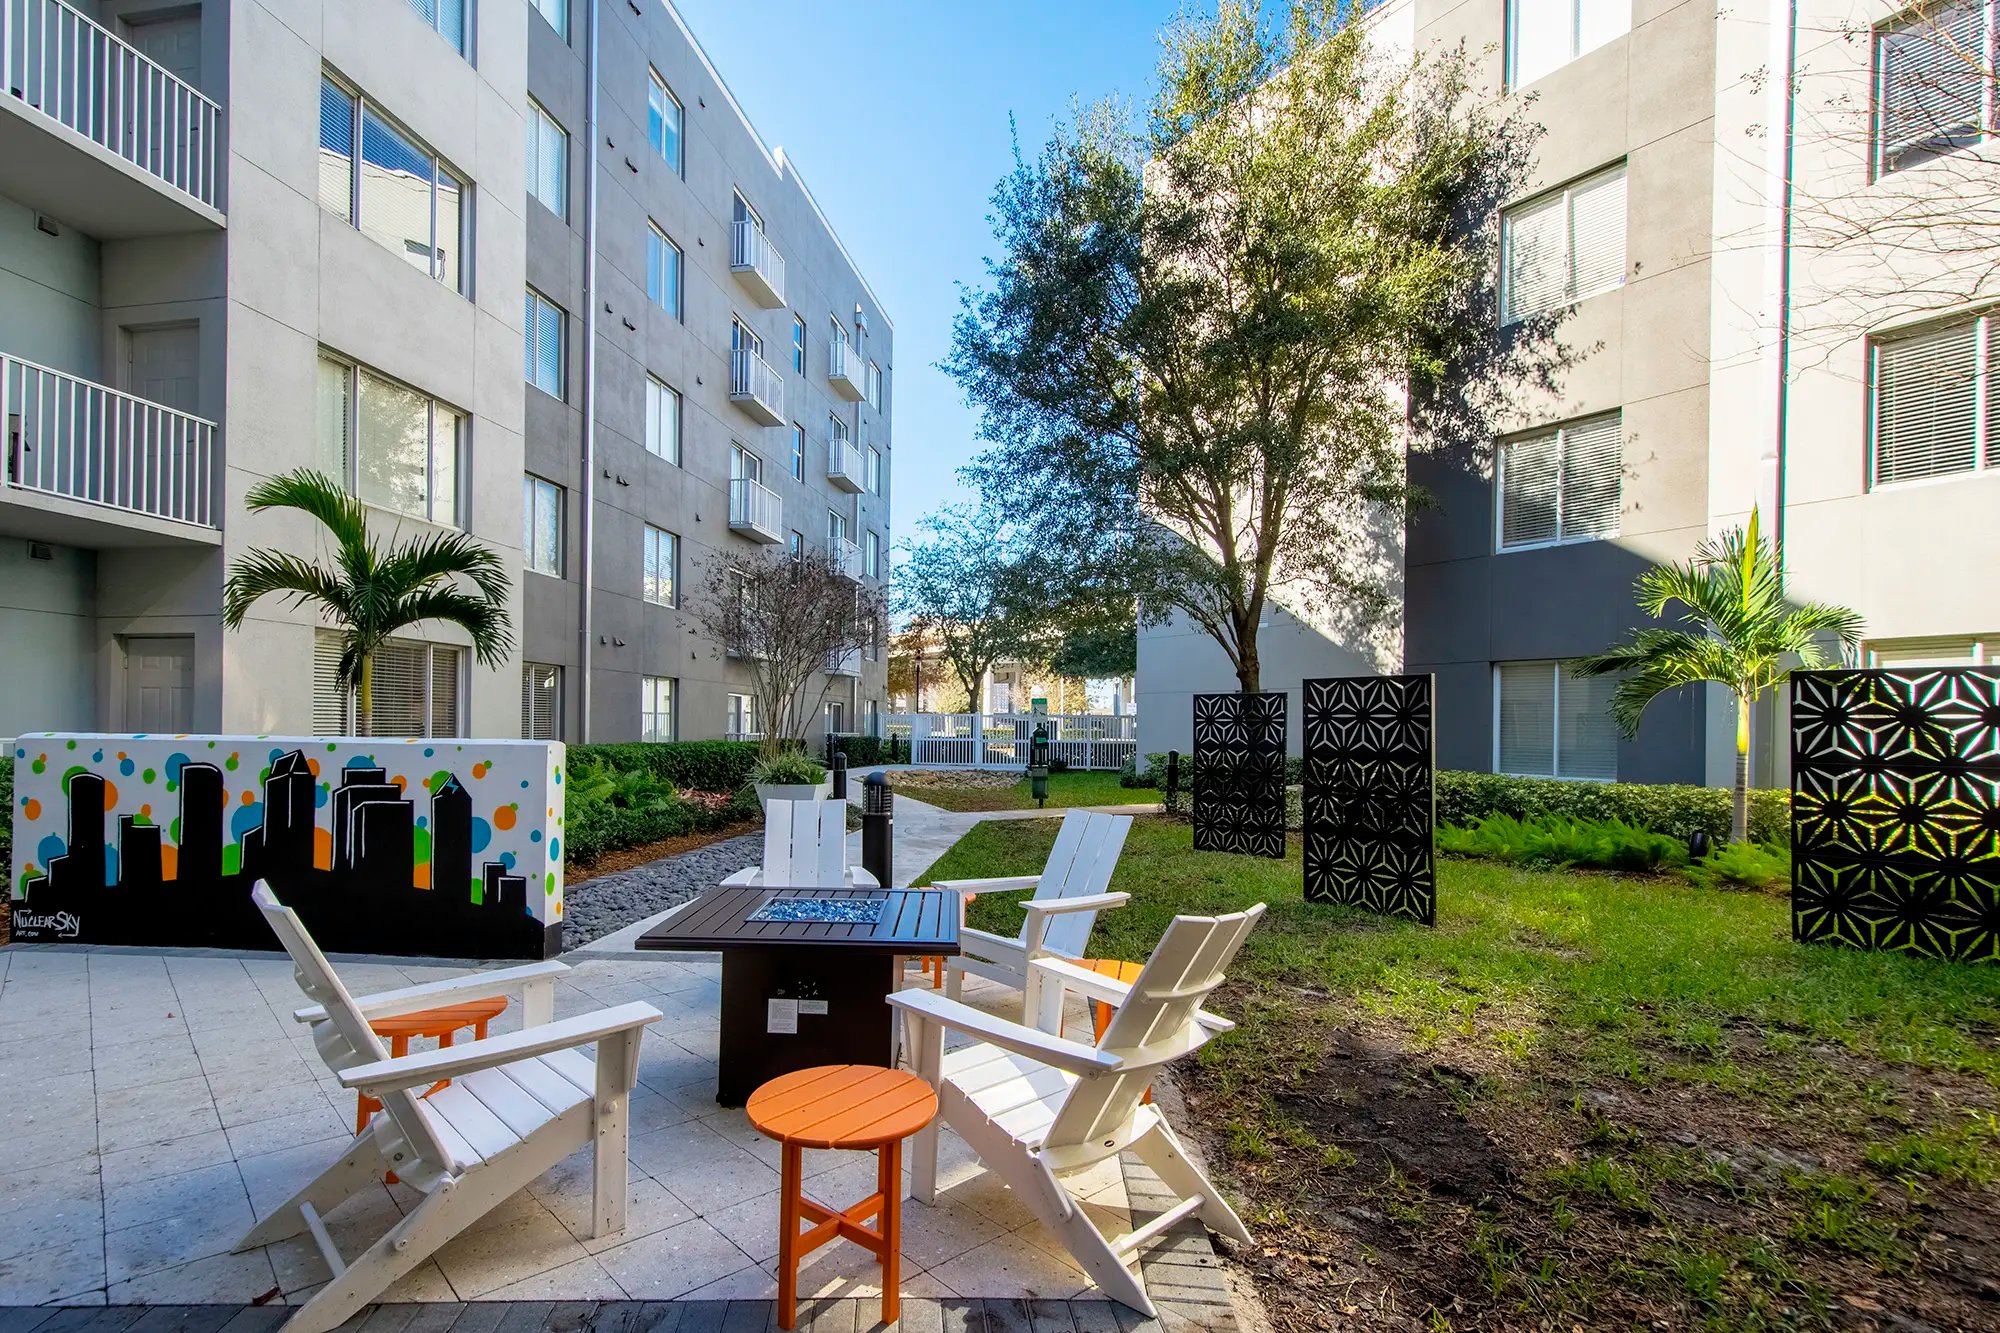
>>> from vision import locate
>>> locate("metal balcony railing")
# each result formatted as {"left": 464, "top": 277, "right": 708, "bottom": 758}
{"left": 728, "top": 475, "right": 783, "bottom": 543}
{"left": 827, "top": 433, "right": 863, "bottom": 493}
{"left": 730, "top": 218, "right": 786, "bottom": 309}
{"left": 830, "top": 535, "right": 862, "bottom": 581}
{"left": 3, "top": 0, "right": 224, "bottom": 210}
{"left": 729, "top": 346, "right": 784, "bottom": 426}
{"left": 827, "top": 338, "right": 864, "bottom": 402}
{"left": 2, "top": 354, "right": 216, "bottom": 527}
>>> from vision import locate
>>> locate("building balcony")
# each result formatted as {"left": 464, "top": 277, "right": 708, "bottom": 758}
{"left": 729, "top": 346, "right": 785, "bottom": 426}
{"left": 730, "top": 218, "right": 786, "bottom": 309}
{"left": 827, "top": 433, "right": 863, "bottom": 493}
{"left": 827, "top": 339, "right": 865, "bottom": 402}
{"left": 826, "top": 649, "right": 860, "bottom": 678}
{"left": 1, "top": 0, "right": 226, "bottom": 236}
{"left": 2, "top": 353, "right": 219, "bottom": 541}
{"left": 728, "top": 475, "right": 783, "bottom": 543}
{"left": 830, "top": 535, "right": 861, "bottom": 581}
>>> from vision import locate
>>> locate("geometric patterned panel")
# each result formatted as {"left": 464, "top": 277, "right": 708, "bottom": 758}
{"left": 1192, "top": 692, "right": 1287, "bottom": 858}
{"left": 1302, "top": 675, "right": 1436, "bottom": 924}
{"left": 1791, "top": 668, "right": 2000, "bottom": 964}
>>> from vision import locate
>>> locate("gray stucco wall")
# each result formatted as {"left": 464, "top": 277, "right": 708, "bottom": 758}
{"left": 0, "top": 192, "right": 102, "bottom": 380}
{"left": 0, "top": 541, "right": 98, "bottom": 737}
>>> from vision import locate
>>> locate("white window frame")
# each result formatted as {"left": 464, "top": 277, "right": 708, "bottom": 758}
{"left": 1874, "top": 1, "right": 1997, "bottom": 176}
{"left": 1491, "top": 661, "right": 1617, "bottom": 782}
{"left": 732, "top": 443, "right": 763, "bottom": 485}
{"left": 791, "top": 315, "right": 807, "bottom": 373}
{"left": 319, "top": 72, "right": 472, "bottom": 294}
{"left": 645, "top": 375, "right": 682, "bottom": 464}
{"left": 315, "top": 629, "right": 463, "bottom": 738}
{"left": 642, "top": 525, "right": 678, "bottom": 607}
{"left": 522, "top": 662, "right": 563, "bottom": 741}
{"left": 1495, "top": 411, "right": 1623, "bottom": 552}
{"left": 1868, "top": 310, "right": 1995, "bottom": 488}
{"left": 1865, "top": 635, "right": 1996, "bottom": 666}
{"left": 866, "top": 445, "right": 882, "bottom": 495}
{"left": 864, "top": 529, "right": 880, "bottom": 578}
{"left": 526, "top": 99, "right": 568, "bottom": 220}
{"left": 523, "top": 474, "right": 562, "bottom": 576}
{"left": 791, "top": 423, "right": 806, "bottom": 480}
{"left": 647, "top": 223, "right": 683, "bottom": 319}
{"left": 1505, "top": 0, "right": 1630, "bottom": 90}
{"left": 525, "top": 287, "right": 567, "bottom": 400}
{"left": 648, "top": 69, "right": 683, "bottom": 176}
{"left": 641, "top": 676, "right": 676, "bottom": 742}
{"left": 726, "top": 692, "right": 758, "bottom": 740}
{"left": 401, "top": 0, "right": 468, "bottom": 57}
{"left": 530, "top": 0, "right": 567, "bottom": 41}
{"left": 865, "top": 361, "right": 882, "bottom": 409}
{"left": 319, "top": 350, "right": 464, "bottom": 528}
{"left": 1499, "top": 163, "right": 1626, "bottom": 326}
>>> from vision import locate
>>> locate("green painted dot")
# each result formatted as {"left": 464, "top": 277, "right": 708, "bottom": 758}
{"left": 207, "top": 741, "right": 217, "bottom": 749}
{"left": 142, "top": 768, "right": 156, "bottom": 783}
{"left": 29, "top": 757, "right": 45, "bottom": 775}
{"left": 65, "top": 740, "right": 76, "bottom": 751}
{"left": 545, "top": 872, "right": 556, "bottom": 896}
{"left": 224, "top": 754, "right": 239, "bottom": 771}
{"left": 413, "top": 827, "right": 432, "bottom": 867}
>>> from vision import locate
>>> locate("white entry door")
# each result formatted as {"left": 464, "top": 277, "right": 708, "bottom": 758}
{"left": 126, "top": 637, "right": 194, "bottom": 732}
{"left": 124, "top": 14, "right": 202, "bottom": 88}
{"left": 128, "top": 325, "right": 200, "bottom": 413}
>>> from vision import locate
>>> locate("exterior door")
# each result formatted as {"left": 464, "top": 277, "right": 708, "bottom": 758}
{"left": 124, "top": 14, "right": 202, "bottom": 87}
{"left": 125, "top": 637, "right": 194, "bottom": 732}
{"left": 128, "top": 325, "right": 200, "bottom": 413}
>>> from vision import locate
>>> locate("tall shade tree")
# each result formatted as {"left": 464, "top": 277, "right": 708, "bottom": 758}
{"left": 1572, "top": 511, "right": 1863, "bottom": 844}
{"left": 895, "top": 507, "right": 1048, "bottom": 712}
{"left": 222, "top": 470, "right": 514, "bottom": 736}
{"left": 947, "top": 0, "right": 1551, "bottom": 692}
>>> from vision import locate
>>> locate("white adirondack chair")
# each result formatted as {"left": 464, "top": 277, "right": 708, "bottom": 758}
{"left": 720, "top": 797, "right": 877, "bottom": 887}
{"left": 237, "top": 884, "right": 661, "bottom": 1333}
{"left": 937, "top": 809, "right": 1131, "bottom": 1001}
{"left": 888, "top": 903, "right": 1266, "bottom": 1316}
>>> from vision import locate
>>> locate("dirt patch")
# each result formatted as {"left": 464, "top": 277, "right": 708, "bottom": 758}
{"left": 568, "top": 820, "right": 759, "bottom": 882}
{"left": 889, "top": 769, "right": 1020, "bottom": 791}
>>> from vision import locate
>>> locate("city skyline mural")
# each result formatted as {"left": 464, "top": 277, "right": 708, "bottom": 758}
{"left": 11, "top": 735, "right": 566, "bottom": 959}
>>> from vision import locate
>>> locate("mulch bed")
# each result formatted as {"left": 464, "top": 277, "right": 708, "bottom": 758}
{"left": 568, "top": 820, "right": 759, "bottom": 883}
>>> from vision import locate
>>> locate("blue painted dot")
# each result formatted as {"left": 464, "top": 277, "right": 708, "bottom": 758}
{"left": 119, "top": 758, "right": 135, "bottom": 777}
{"left": 91, "top": 750, "right": 103, "bottom": 763}
{"left": 500, "top": 851, "right": 517, "bottom": 870}
{"left": 231, "top": 803, "right": 265, "bottom": 842}
{"left": 530, "top": 829, "right": 542, "bottom": 843}
{"left": 36, "top": 835, "right": 66, "bottom": 866}
{"left": 13, "top": 748, "right": 23, "bottom": 760}
{"left": 520, "top": 779, "right": 530, "bottom": 789}
{"left": 548, "top": 837, "right": 560, "bottom": 862}
{"left": 164, "top": 751, "right": 192, "bottom": 781}
{"left": 416, "top": 816, "right": 428, "bottom": 830}
{"left": 344, "top": 755, "right": 378, "bottom": 769}
{"left": 424, "top": 748, "right": 435, "bottom": 758}
{"left": 470, "top": 817, "right": 492, "bottom": 855}
{"left": 314, "top": 783, "right": 330, "bottom": 809}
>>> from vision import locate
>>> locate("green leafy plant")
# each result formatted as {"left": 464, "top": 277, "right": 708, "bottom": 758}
{"left": 750, "top": 751, "right": 828, "bottom": 787}
{"left": 1437, "top": 813, "right": 1687, "bottom": 874}
{"left": 1435, "top": 770, "right": 1790, "bottom": 845}
{"left": 220, "top": 470, "right": 512, "bottom": 735}
{"left": 568, "top": 741, "right": 762, "bottom": 793}
{"left": 1681, "top": 840, "right": 1792, "bottom": 893}
{"left": 1573, "top": 510, "right": 1860, "bottom": 842}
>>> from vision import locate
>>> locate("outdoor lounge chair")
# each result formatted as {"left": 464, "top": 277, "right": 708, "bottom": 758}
{"left": 887, "top": 903, "right": 1266, "bottom": 1315}
{"left": 722, "top": 796, "right": 878, "bottom": 887}
{"left": 237, "top": 884, "right": 661, "bottom": 1333}
{"left": 936, "top": 809, "right": 1130, "bottom": 1003}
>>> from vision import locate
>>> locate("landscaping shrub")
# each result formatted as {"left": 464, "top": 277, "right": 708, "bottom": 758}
{"left": 567, "top": 740, "right": 761, "bottom": 793}
{"left": 1437, "top": 813, "right": 1688, "bottom": 874}
{"left": 564, "top": 749, "right": 759, "bottom": 866}
{"left": 750, "top": 752, "right": 827, "bottom": 786}
{"left": 0, "top": 754, "right": 11, "bottom": 875}
{"left": 1682, "top": 839, "right": 1792, "bottom": 893}
{"left": 1119, "top": 755, "right": 1152, "bottom": 788}
{"left": 827, "top": 734, "right": 906, "bottom": 766}
{"left": 1436, "top": 771, "right": 1790, "bottom": 845}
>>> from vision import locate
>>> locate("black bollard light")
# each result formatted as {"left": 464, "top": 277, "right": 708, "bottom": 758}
{"left": 862, "top": 772, "right": 894, "bottom": 887}
{"left": 1028, "top": 723, "right": 1050, "bottom": 808}
{"left": 1165, "top": 748, "right": 1181, "bottom": 813}
{"left": 831, "top": 752, "right": 848, "bottom": 801}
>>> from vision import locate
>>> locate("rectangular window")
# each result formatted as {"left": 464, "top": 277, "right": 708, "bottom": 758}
{"left": 648, "top": 70, "right": 683, "bottom": 176}
{"left": 727, "top": 692, "right": 757, "bottom": 740}
{"left": 825, "top": 700, "right": 846, "bottom": 734}
{"left": 642, "top": 526, "right": 678, "bottom": 606}
{"left": 523, "top": 475, "right": 562, "bottom": 576}
{"left": 827, "top": 509, "right": 848, "bottom": 546}
{"left": 1507, "top": 0, "right": 1629, "bottom": 89}
{"left": 641, "top": 677, "right": 676, "bottom": 742}
{"left": 318, "top": 352, "right": 462, "bottom": 527}
{"left": 647, "top": 224, "right": 683, "bottom": 319}
{"left": 1501, "top": 163, "right": 1625, "bottom": 325}
{"left": 865, "top": 361, "right": 882, "bottom": 409}
{"left": 791, "top": 423, "right": 806, "bottom": 480}
{"left": 522, "top": 663, "right": 562, "bottom": 740}
{"left": 1868, "top": 635, "right": 1995, "bottom": 667}
{"left": 525, "top": 288, "right": 566, "bottom": 399}
{"left": 1498, "top": 411, "right": 1621, "bottom": 550}
{"left": 791, "top": 315, "right": 807, "bottom": 373}
{"left": 645, "top": 376, "right": 682, "bottom": 464}
{"left": 1871, "top": 313, "right": 1992, "bottom": 486}
{"left": 531, "top": 0, "right": 567, "bottom": 41}
{"left": 319, "top": 75, "right": 471, "bottom": 293}
{"left": 527, "top": 100, "right": 568, "bottom": 219}
{"left": 1495, "top": 661, "right": 1617, "bottom": 781}
{"left": 790, "top": 529, "right": 805, "bottom": 559}
{"left": 864, "top": 530, "right": 880, "bottom": 578}
{"left": 402, "top": 0, "right": 467, "bottom": 57}
{"left": 1876, "top": 2, "right": 1992, "bottom": 174}
{"left": 866, "top": 445, "right": 882, "bottom": 495}
{"left": 315, "top": 630, "right": 461, "bottom": 738}
{"left": 731, "top": 443, "right": 763, "bottom": 485}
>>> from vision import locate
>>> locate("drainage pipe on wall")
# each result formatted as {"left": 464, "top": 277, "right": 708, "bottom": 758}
{"left": 576, "top": 0, "right": 602, "bottom": 739}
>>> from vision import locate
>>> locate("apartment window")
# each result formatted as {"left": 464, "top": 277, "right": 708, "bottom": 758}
{"left": 1498, "top": 411, "right": 1621, "bottom": 550}
{"left": 314, "top": 630, "right": 461, "bottom": 738}
{"left": 830, "top": 317, "right": 848, "bottom": 365}
{"left": 1867, "top": 635, "right": 1995, "bottom": 666}
{"left": 647, "top": 224, "right": 683, "bottom": 318}
{"left": 1871, "top": 313, "right": 1994, "bottom": 487}
{"left": 525, "top": 288, "right": 566, "bottom": 399}
{"left": 864, "top": 529, "right": 881, "bottom": 578}
{"left": 791, "top": 315, "right": 807, "bottom": 373}
{"left": 530, "top": 0, "right": 567, "bottom": 41}
{"left": 523, "top": 475, "right": 562, "bottom": 576}
{"left": 527, "top": 100, "right": 568, "bottom": 219}
{"left": 643, "top": 525, "right": 678, "bottom": 606}
{"left": 645, "top": 376, "right": 682, "bottom": 464}
{"left": 727, "top": 692, "right": 757, "bottom": 739}
{"left": 825, "top": 701, "right": 846, "bottom": 734}
{"left": 789, "top": 530, "right": 805, "bottom": 559}
{"left": 648, "top": 70, "right": 683, "bottom": 176}
{"left": 641, "top": 677, "right": 676, "bottom": 742}
{"left": 1507, "top": 0, "right": 1628, "bottom": 89}
{"left": 319, "top": 75, "right": 470, "bottom": 292}
{"left": 828, "top": 413, "right": 848, "bottom": 454}
{"left": 318, "top": 352, "right": 462, "bottom": 527}
{"left": 732, "top": 443, "right": 763, "bottom": 484}
{"left": 402, "top": 0, "right": 467, "bottom": 57}
{"left": 1876, "top": 2, "right": 1993, "bottom": 174}
{"left": 522, "top": 664, "right": 562, "bottom": 740}
{"left": 866, "top": 445, "right": 882, "bottom": 495}
{"left": 1501, "top": 164, "right": 1626, "bottom": 325}
{"left": 865, "top": 361, "right": 882, "bottom": 409}
{"left": 791, "top": 423, "right": 807, "bottom": 480}
{"left": 732, "top": 317, "right": 764, "bottom": 363}
{"left": 828, "top": 510, "right": 848, "bottom": 546}
{"left": 1495, "top": 661, "right": 1617, "bottom": 781}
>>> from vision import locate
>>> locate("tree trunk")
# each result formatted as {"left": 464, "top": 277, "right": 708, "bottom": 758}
{"left": 1732, "top": 691, "right": 1751, "bottom": 844}
{"left": 357, "top": 654, "right": 374, "bottom": 738}
{"left": 1235, "top": 633, "right": 1261, "bottom": 695}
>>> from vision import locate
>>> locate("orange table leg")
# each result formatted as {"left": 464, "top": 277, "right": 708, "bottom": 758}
{"left": 880, "top": 1137, "right": 902, "bottom": 1325}
{"left": 778, "top": 1141, "right": 803, "bottom": 1331}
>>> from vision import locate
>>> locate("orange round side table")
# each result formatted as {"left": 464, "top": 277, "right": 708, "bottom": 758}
{"left": 355, "top": 998, "right": 509, "bottom": 1181}
{"left": 747, "top": 1064, "right": 939, "bottom": 1331}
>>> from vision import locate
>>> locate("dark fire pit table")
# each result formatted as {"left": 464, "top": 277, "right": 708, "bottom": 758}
{"left": 636, "top": 885, "right": 961, "bottom": 1106}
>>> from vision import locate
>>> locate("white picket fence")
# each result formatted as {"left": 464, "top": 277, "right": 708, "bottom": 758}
{"left": 881, "top": 713, "right": 1137, "bottom": 771}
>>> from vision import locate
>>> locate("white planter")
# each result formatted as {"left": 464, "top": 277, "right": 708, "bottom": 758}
{"left": 754, "top": 780, "right": 833, "bottom": 812}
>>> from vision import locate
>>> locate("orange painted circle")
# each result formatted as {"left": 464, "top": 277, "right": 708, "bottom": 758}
{"left": 746, "top": 1065, "right": 938, "bottom": 1150}
{"left": 494, "top": 805, "right": 517, "bottom": 831}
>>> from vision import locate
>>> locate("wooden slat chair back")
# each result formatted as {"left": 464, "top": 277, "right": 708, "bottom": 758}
{"left": 722, "top": 798, "right": 872, "bottom": 889}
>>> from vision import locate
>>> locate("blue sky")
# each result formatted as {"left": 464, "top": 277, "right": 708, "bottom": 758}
{"left": 669, "top": 0, "right": 1179, "bottom": 550}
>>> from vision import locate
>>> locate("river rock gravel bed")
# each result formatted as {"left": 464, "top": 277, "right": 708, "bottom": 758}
{"left": 560, "top": 831, "right": 763, "bottom": 948}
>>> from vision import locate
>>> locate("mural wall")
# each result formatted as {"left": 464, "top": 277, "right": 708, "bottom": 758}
{"left": 1792, "top": 669, "right": 2000, "bottom": 964}
{"left": 1192, "top": 692, "right": 1288, "bottom": 858}
{"left": 10, "top": 735, "right": 566, "bottom": 959}
{"left": 1302, "top": 674, "right": 1436, "bottom": 924}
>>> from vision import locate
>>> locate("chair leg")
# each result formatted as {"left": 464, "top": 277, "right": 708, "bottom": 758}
{"left": 943, "top": 960, "right": 964, "bottom": 1001}
{"left": 1131, "top": 1121, "right": 1253, "bottom": 1246}
{"left": 236, "top": 1132, "right": 383, "bottom": 1250}
{"left": 1020, "top": 1157, "right": 1154, "bottom": 1316}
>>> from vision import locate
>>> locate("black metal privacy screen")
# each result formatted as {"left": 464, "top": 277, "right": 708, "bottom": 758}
{"left": 1791, "top": 668, "right": 2000, "bottom": 964}
{"left": 1301, "top": 674, "right": 1436, "bottom": 924}
{"left": 1192, "top": 692, "right": 1287, "bottom": 858}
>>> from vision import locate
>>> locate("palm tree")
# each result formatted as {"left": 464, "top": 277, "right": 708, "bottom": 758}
{"left": 222, "top": 470, "right": 513, "bottom": 735}
{"left": 1571, "top": 510, "right": 1861, "bottom": 843}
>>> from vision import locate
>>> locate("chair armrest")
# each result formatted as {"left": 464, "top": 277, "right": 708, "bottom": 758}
{"left": 720, "top": 866, "right": 758, "bottom": 886}
{"left": 294, "top": 960, "right": 570, "bottom": 1025}
{"left": 1029, "top": 956, "right": 1237, "bottom": 1035}
{"left": 1021, "top": 892, "right": 1128, "bottom": 953}
{"left": 930, "top": 875, "right": 1042, "bottom": 894}
{"left": 339, "top": 1002, "right": 662, "bottom": 1095}
{"left": 958, "top": 926, "right": 1027, "bottom": 962}
{"left": 887, "top": 988, "right": 1121, "bottom": 1076}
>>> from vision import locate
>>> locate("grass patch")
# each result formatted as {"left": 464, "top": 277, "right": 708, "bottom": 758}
{"left": 923, "top": 816, "right": 2000, "bottom": 1331}
{"left": 890, "top": 768, "right": 1162, "bottom": 812}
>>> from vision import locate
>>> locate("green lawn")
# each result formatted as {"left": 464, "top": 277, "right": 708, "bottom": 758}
{"left": 922, "top": 817, "right": 2000, "bottom": 1332}
{"left": 888, "top": 768, "right": 1161, "bottom": 812}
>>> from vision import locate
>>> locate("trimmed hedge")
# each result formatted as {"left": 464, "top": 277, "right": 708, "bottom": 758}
{"left": 565, "top": 786, "right": 759, "bottom": 866}
{"left": 567, "top": 741, "right": 761, "bottom": 794}
{"left": 826, "top": 734, "right": 908, "bottom": 767}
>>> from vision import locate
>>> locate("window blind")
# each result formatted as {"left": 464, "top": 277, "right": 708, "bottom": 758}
{"left": 521, "top": 664, "right": 561, "bottom": 740}
{"left": 429, "top": 645, "right": 461, "bottom": 739}
{"left": 1496, "top": 662, "right": 1556, "bottom": 776}
{"left": 1500, "top": 431, "right": 1559, "bottom": 547}
{"left": 1497, "top": 661, "right": 1620, "bottom": 779}
{"left": 1557, "top": 671, "right": 1620, "bottom": 780}
{"left": 313, "top": 632, "right": 457, "bottom": 738}
{"left": 313, "top": 632, "right": 352, "bottom": 736}
{"left": 1874, "top": 317, "right": 1981, "bottom": 486}
{"left": 528, "top": 102, "right": 566, "bottom": 218}
{"left": 526, "top": 290, "right": 565, "bottom": 399}
{"left": 1560, "top": 413, "right": 1623, "bottom": 539}
{"left": 1500, "top": 412, "right": 1621, "bottom": 549}
{"left": 1870, "top": 636, "right": 1984, "bottom": 667}
{"left": 1568, "top": 167, "right": 1627, "bottom": 300}
{"left": 1502, "top": 192, "right": 1566, "bottom": 324}
{"left": 1878, "top": 2, "right": 1987, "bottom": 171}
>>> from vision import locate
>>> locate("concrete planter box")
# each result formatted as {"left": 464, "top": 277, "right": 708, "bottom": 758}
{"left": 754, "top": 780, "right": 833, "bottom": 812}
